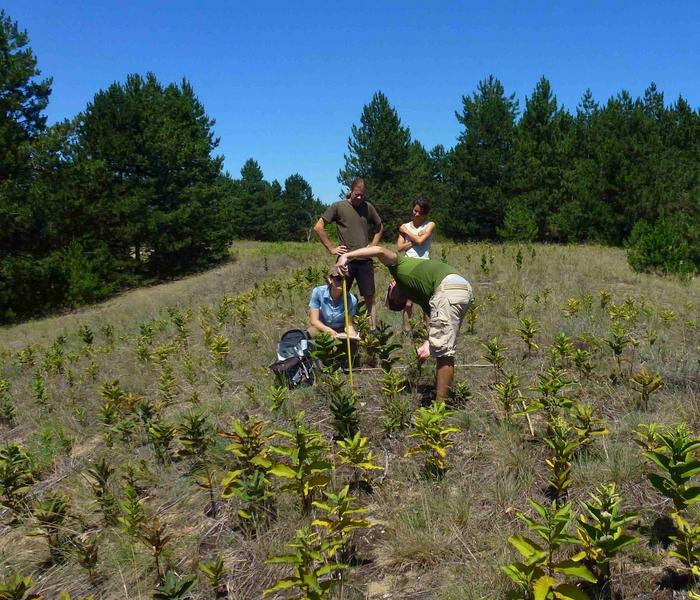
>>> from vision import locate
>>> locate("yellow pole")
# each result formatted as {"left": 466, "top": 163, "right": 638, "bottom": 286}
{"left": 341, "top": 277, "right": 353, "bottom": 388}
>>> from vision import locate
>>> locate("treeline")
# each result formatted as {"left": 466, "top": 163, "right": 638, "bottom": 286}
{"left": 2, "top": 9, "right": 699, "bottom": 322}
{"left": 339, "top": 81, "right": 700, "bottom": 275}
{"left": 0, "top": 11, "right": 322, "bottom": 322}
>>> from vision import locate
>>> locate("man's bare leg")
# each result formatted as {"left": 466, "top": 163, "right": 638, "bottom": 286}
{"left": 365, "top": 294, "right": 376, "bottom": 330}
{"left": 436, "top": 356, "right": 455, "bottom": 401}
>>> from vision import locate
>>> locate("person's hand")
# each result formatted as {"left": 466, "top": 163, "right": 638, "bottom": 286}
{"left": 331, "top": 245, "right": 347, "bottom": 256}
{"left": 336, "top": 254, "right": 349, "bottom": 275}
{"left": 416, "top": 340, "right": 430, "bottom": 362}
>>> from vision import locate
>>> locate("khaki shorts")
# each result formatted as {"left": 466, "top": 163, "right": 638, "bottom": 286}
{"left": 428, "top": 283, "right": 472, "bottom": 357}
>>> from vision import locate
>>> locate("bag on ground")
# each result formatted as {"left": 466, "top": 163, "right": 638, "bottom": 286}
{"left": 268, "top": 329, "right": 315, "bottom": 388}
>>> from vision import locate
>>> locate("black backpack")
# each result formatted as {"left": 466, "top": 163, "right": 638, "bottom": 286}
{"left": 268, "top": 329, "right": 315, "bottom": 388}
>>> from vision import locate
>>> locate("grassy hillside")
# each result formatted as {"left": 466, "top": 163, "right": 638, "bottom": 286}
{"left": 0, "top": 241, "right": 698, "bottom": 599}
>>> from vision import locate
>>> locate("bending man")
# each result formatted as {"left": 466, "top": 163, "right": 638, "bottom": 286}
{"left": 337, "top": 246, "right": 472, "bottom": 400}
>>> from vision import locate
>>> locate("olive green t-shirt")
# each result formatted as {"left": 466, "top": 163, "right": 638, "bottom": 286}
{"left": 321, "top": 200, "right": 382, "bottom": 252}
{"left": 388, "top": 255, "right": 459, "bottom": 315}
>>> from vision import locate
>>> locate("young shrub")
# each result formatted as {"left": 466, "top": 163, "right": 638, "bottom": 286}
{"left": 481, "top": 337, "right": 507, "bottom": 377}
{"left": 605, "top": 323, "right": 632, "bottom": 377}
{"left": 501, "top": 500, "right": 596, "bottom": 599}
{"left": 84, "top": 457, "right": 118, "bottom": 526}
{"left": 626, "top": 217, "right": 697, "bottom": 276}
{"left": 577, "top": 483, "right": 639, "bottom": 593}
{"left": 543, "top": 416, "right": 579, "bottom": 502}
{"left": 669, "top": 513, "right": 700, "bottom": 583}
{"left": 633, "top": 423, "right": 663, "bottom": 453}
{"left": 32, "top": 370, "right": 49, "bottom": 410}
{"left": 329, "top": 389, "right": 359, "bottom": 441}
{"left": 372, "top": 321, "right": 402, "bottom": 371}
{"left": 568, "top": 403, "right": 608, "bottom": 450}
{"left": 465, "top": 302, "right": 479, "bottom": 334}
{"left": 198, "top": 555, "right": 227, "bottom": 599}
{"left": 179, "top": 413, "right": 217, "bottom": 514}
{"left": 0, "top": 379, "right": 16, "bottom": 425}
{"left": 493, "top": 372, "right": 521, "bottom": 422}
{"left": 0, "top": 442, "right": 34, "bottom": 516}
{"left": 525, "top": 368, "right": 574, "bottom": 418}
{"left": 137, "top": 517, "right": 172, "bottom": 583}
{"left": 148, "top": 419, "right": 177, "bottom": 465}
{"left": 270, "top": 414, "right": 333, "bottom": 514}
{"left": 118, "top": 484, "right": 146, "bottom": 535}
{"left": 264, "top": 527, "right": 346, "bottom": 599}
{"left": 72, "top": 533, "right": 100, "bottom": 584}
{"left": 380, "top": 369, "right": 410, "bottom": 433}
{"left": 630, "top": 368, "right": 663, "bottom": 411}
{"left": 642, "top": 423, "right": 700, "bottom": 512}
{"left": 549, "top": 333, "right": 575, "bottom": 367}
{"left": 152, "top": 571, "right": 196, "bottom": 600}
{"left": 515, "top": 316, "right": 540, "bottom": 357}
{"left": 353, "top": 305, "right": 371, "bottom": 339}
{"left": 573, "top": 349, "right": 593, "bottom": 378}
{"left": 405, "top": 401, "right": 459, "bottom": 477}
{"left": 562, "top": 298, "right": 581, "bottom": 319}
{"left": 313, "top": 485, "right": 371, "bottom": 576}
{"left": 267, "top": 384, "right": 288, "bottom": 413}
{"left": 0, "top": 570, "right": 41, "bottom": 600}
{"left": 29, "top": 492, "right": 71, "bottom": 556}
{"left": 177, "top": 411, "right": 214, "bottom": 461}
{"left": 336, "top": 433, "right": 383, "bottom": 490}
{"left": 310, "top": 332, "right": 342, "bottom": 370}
{"left": 220, "top": 416, "right": 276, "bottom": 525}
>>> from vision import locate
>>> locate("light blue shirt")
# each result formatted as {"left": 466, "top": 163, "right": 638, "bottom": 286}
{"left": 309, "top": 285, "right": 357, "bottom": 329}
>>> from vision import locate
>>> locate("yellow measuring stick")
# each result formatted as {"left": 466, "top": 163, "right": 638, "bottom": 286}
{"left": 341, "top": 277, "right": 353, "bottom": 388}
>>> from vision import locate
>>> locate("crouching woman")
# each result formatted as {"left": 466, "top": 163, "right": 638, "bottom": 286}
{"left": 307, "top": 266, "right": 360, "bottom": 351}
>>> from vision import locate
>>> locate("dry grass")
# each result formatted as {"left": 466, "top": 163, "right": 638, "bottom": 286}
{"left": 0, "top": 240, "right": 698, "bottom": 599}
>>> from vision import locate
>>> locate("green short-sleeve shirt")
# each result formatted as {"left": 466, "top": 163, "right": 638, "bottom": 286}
{"left": 321, "top": 200, "right": 382, "bottom": 252}
{"left": 388, "top": 255, "right": 459, "bottom": 315}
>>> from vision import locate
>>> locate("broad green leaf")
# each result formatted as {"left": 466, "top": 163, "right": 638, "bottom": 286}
{"left": 533, "top": 575, "right": 556, "bottom": 600}
{"left": 647, "top": 473, "right": 673, "bottom": 497}
{"left": 552, "top": 583, "right": 591, "bottom": 600}
{"left": 553, "top": 560, "right": 597, "bottom": 583}
{"left": 680, "top": 486, "right": 700, "bottom": 504}
{"left": 268, "top": 464, "right": 296, "bottom": 479}
{"left": 508, "top": 535, "right": 544, "bottom": 559}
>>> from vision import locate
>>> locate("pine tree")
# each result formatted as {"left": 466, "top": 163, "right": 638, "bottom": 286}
{"left": 280, "top": 174, "right": 323, "bottom": 241}
{"left": 76, "top": 73, "right": 229, "bottom": 275}
{"left": 445, "top": 75, "right": 518, "bottom": 240}
{"left": 0, "top": 10, "right": 53, "bottom": 321}
{"left": 509, "top": 76, "right": 572, "bottom": 240}
{"left": 338, "top": 91, "right": 429, "bottom": 237}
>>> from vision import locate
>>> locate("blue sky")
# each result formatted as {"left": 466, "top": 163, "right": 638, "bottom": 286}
{"left": 7, "top": 1, "right": 700, "bottom": 204}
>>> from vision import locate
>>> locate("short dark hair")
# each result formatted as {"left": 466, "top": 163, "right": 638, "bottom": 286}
{"left": 385, "top": 280, "right": 407, "bottom": 311}
{"left": 414, "top": 197, "right": 431, "bottom": 215}
{"left": 350, "top": 177, "right": 365, "bottom": 191}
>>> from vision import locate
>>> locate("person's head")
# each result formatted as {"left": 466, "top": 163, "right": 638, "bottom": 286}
{"left": 412, "top": 197, "right": 431, "bottom": 222}
{"left": 385, "top": 280, "right": 407, "bottom": 311}
{"left": 347, "top": 178, "right": 366, "bottom": 207}
{"left": 327, "top": 266, "right": 344, "bottom": 292}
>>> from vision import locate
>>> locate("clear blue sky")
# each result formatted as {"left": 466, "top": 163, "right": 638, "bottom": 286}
{"left": 7, "top": 0, "right": 700, "bottom": 204}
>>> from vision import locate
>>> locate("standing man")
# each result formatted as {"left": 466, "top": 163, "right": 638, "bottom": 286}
{"left": 313, "top": 178, "right": 383, "bottom": 330}
{"left": 337, "top": 246, "right": 472, "bottom": 401}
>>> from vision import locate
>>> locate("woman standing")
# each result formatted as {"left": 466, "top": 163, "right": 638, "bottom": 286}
{"left": 396, "top": 197, "right": 435, "bottom": 334}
